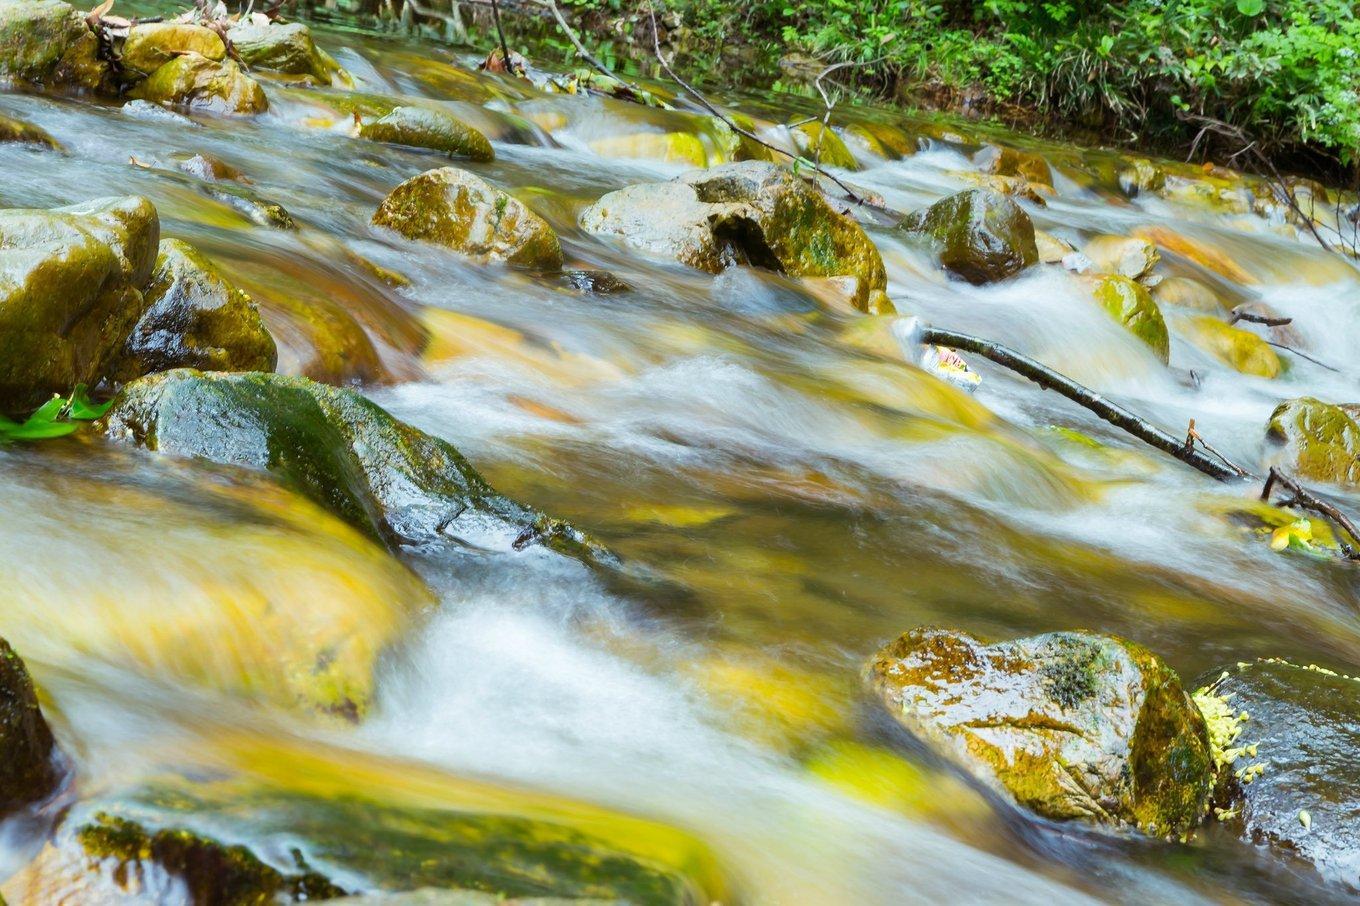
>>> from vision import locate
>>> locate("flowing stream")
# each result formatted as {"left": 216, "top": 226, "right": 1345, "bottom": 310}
{"left": 3, "top": 8, "right": 1360, "bottom": 904}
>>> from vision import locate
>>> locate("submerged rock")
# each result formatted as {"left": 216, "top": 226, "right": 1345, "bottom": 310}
{"left": 0, "top": 637, "right": 60, "bottom": 814}
{"left": 0, "top": 111, "right": 58, "bottom": 148}
{"left": 843, "top": 122, "right": 917, "bottom": 160}
{"left": 789, "top": 121, "right": 858, "bottom": 170}
{"left": 359, "top": 105, "right": 494, "bottom": 162}
{"left": 0, "top": 195, "right": 158, "bottom": 413}
{"left": 580, "top": 161, "right": 889, "bottom": 312}
{"left": 975, "top": 144, "right": 1052, "bottom": 187}
{"left": 0, "top": 0, "right": 106, "bottom": 89}
{"left": 1091, "top": 275, "right": 1169, "bottom": 362}
{"left": 132, "top": 53, "right": 267, "bottom": 116}
{"left": 1265, "top": 397, "right": 1360, "bottom": 488}
{"left": 114, "top": 238, "right": 276, "bottom": 380}
{"left": 373, "top": 167, "right": 563, "bottom": 271}
{"left": 101, "top": 370, "right": 604, "bottom": 561}
{"left": 867, "top": 627, "right": 1214, "bottom": 836}
{"left": 1151, "top": 275, "right": 1223, "bottom": 313}
{"left": 1176, "top": 314, "right": 1279, "bottom": 378}
{"left": 1081, "top": 234, "right": 1159, "bottom": 281}
{"left": 587, "top": 130, "right": 708, "bottom": 167}
{"left": 1197, "top": 660, "right": 1360, "bottom": 888}
{"left": 118, "top": 21, "right": 225, "bottom": 79}
{"left": 227, "top": 18, "right": 346, "bottom": 85}
{"left": 901, "top": 189, "right": 1037, "bottom": 284}
{"left": 1118, "top": 158, "right": 1166, "bottom": 197}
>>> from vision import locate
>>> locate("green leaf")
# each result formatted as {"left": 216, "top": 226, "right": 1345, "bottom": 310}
{"left": 2, "top": 419, "right": 78, "bottom": 441}
{"left": 1235, "top": 0, "right": 1264, "bottom": 15}
{"left": 25, "top": 396, "right": 65, "bottom": 426}
{"left": 67, "top": 383, "right": 112, "bottom": 421}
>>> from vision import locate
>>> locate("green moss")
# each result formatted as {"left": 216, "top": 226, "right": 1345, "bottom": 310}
{"left": 1092, "top": 275, "right": 1170, "bottom": 362}
{"left": 0, "top": 112, "right": 59, "bottom": 149}
{"left": 1265, "top": 397, "right": 1360, "bottom": 488}
{"left": 789, "top": 121, "right": 859, "bottom": 170}
{"left": 132, "top": 53, "right": 267, "bottom": 115}
{"left": 0, "top": 0, "right": 108, "bottom": 89}
{"left": 903, "top": 189, "right": 1038, "bottom": 284}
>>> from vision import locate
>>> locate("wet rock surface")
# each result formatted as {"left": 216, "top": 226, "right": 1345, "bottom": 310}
{"left": 0, "top": 637, "right": 60, "bottom": 814}
{"left": 901, "top": 189, "right": 1038, "bottom": 284}
{"left": 132, "top": 53, "right": 268, "bottom": 115}
{"left": 580, "top": 161, "right": 888, "bottom": 311}
{"left": 359, "top": 105, "right": 495, "bottom": 162}
{"left": 0, "top": 0, "right": 106, "bottom": 89}
{"left": 867, "top": 627, "right": 1214, "bottom": 836}
{"left": 228, "top": 18, "right": 346, "bottom": 85}
{"left": 1266, "top": 397, "right": 1360, "bottom": 488}
{"left": 1091, "top": 274, "right": 1170, "bottom": 362}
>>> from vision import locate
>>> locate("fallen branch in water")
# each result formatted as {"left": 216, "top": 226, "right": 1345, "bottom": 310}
{"left": 488, "top": 0, "right": 511, "bottom": 72}
{"left": 1229, "top": 308, "right": 1292, "bottom": 327}
{"left": 917, "top": 327, "right": 1242, "bottom": 481}
{"left": 1264, "top": 341, "right": 1341, "bottom": 373}
{"left": 1261, "top": 468, "right": 1360, "bottom": 559}
{"left": 1184, "top": 418, "right": 1253, "bottom": 478}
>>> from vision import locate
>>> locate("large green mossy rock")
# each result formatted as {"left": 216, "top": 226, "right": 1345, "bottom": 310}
{"left": 867, "top": 627, "right": 1214, "bottom": 836}
{"left": 974, "top": 144, "right": 1052, "bottom": 187}
{"left": 0, "top": 0, "right": 106, "bottom": 89}
{"left": 0, "top": 638, "right": 60, "bottom": 814}
{"left": 359, "top": 106, "right": 494, "bottom": 162}
{"left": 580, "top": 161, "right": 889, "bottom": 312}
{"left": 901, "top": 188, "right": 1037, "bottom": 284}
{"left": 101, "top": 370, "right": 603, "bottom": 560}
{"left": 1092, "top": 275, "right": 1170, "bottom": 362}
{"left": 227, "top": 19, "right": 346, "bottom": 85}
{"left": 1266, "top": 397, "right": 1360, "bottom": 488}
{"left": 132, "top": 52, "right": 267, "bottom": 115}
{"left": 1198, "top": 660, "right": 1360, "bottom": 887}
{"left": 0, "top": 195, "right": 158, "bottom": 413}
{"left": 373, "top": 167, "right": 562, "bottom": 271}
{"left": 118, "top": 22, "right": 225, "bottom": 78}
{"left": 0, "top": 112, "right": 59, "bottom": 148}
{"left": 114, "top": 238, "right": 276, "bottom": 380}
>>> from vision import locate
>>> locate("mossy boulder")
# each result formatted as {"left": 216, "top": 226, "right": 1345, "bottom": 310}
{"left": 118, "top": 21, "right": 225, "bottom": 78}
{"left": 1265, "top": 397, "right": 1360, "bottom": 488}
{"left": 0, "top": 195, "right": 158, "bottom": 413}
{"left": 114, "top": 238, "right": 276, "bottom": 381}
{"left": 843, "top": 122, "right": 917, "bottom": 160}
{"left": 359, "top": 106, "right": 494, "bottom": 162}
{"left": 1118, "top": 158, "right": 1166, "bottom": 197}
{"left": 789, "top": 121, "right": 858, "bottom": 170}
{"left": 975, "top": 144, "right": 1052, "bottom": 187}
{"left": 1081, "top": 234, "right": 1159, "bottom": 281}
{"left": 1196, "top": 660, "right": 1360, "bottom": 887}
{"left": 0, "top": 638, "right": 60, "bottom": 814}
{"left": 1177, "top": 314, "right": 1280, "bottom": 378}
{"left": 0, "top": 112, "right": 59, "bottom": 148}
{"left": 580, "top": 160, "right": 889, "bottom": 312}
{"left": 1092, "top": 275, "right": 1169, "bottom": 362}
{"left": 227, "top": 19, "right": 346, "bottom": 85}
{"left": 132, "top": 52, "right": 267, "bottom": 116}
{"left": 868, "top": 627, "right": 1214, "bottom": 836}
{"left": 373, "top": 167, "right": 563, "bottom": 271}
{"left": 0, "top": 0, "right": 106, "bottom": 89}
{"left": 101, "top": 370, "right": 603, "bottom": 560}
{"left": 902, "top": 188, "right": 1037, "bottom": 284}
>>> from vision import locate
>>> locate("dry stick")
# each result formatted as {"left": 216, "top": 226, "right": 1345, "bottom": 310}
{"left": 1228, "top": 309, "right": 1292, "bottom": 328}
{"left": 918, "top": 326, "right": 1243, "bottom": 481}
{"left": 540, "top": 0, "right": 640, "bottom": 92}
{"left": 1184, "top": 419, "right": 1253, "bottom": 478}
{"left": 489, "top": 0, "right": 511, "bottom": 69}
{"left": 1261, "top": 467, "right": 1360, "bottom": 559}
{"left": 643, "top": 2, "right": 893, "bottom": 217}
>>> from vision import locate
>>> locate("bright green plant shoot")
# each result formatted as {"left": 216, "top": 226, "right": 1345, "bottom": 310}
{"left": 0, "top": 385, "right": 113, "bottom": 443}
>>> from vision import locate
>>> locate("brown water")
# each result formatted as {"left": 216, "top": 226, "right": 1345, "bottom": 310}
{"left": 2, "top": 9, "right": 1360, "bottom": 904}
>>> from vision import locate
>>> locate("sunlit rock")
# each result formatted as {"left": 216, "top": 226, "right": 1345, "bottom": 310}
{"left": 0, "top": 195, "right": 158, "bottom": 413}
{"left": 359, "top": 105, "right": 494, "bottom": 162}
{"left": 581, "top": 161, "right": 888, "bottom": 312}
{"left": 1033, "top": 228, "right": 1075, "bottom": 264}
{"left": 132, "top": 52, "right": 268, "bottom": 116}
{"left": 101, "top": 370, "right": 605, "bottom": 562}
{"left": 373, "top": 167, "right": 563, "bottom": 271}
{"left": 1151, "top": 275, "right": 1224, "bottom": 312}
{"left": 868, "top": 627, "right": 1214, "bottom": 836}
{"left": 1174, "top": 314, "right": 1279, "bottom": 378}
{"left": 788, "top": 121, "right": 858, "bottom": 170}
{"left": 0, "top": 111, "right": 59, "bottom": 148}
{"left": 114, "top": 238, "right": 276, "bottom": 381}
{"left": 227, "top": 18, "right": 348, "bottom": 86}
{"left": 974, "top": 144, "right": 1052, "bottom": 187}
{"left": 901, "top": 188, "right": 1037, "bottom": 284}
{"left": 1117, "top": 158, "right": 1166, "bottom": 197}
{"left": 1265, "top": 397, "right": 1360, "bottom": 488}
{"left": 1081, "top": 234, "right": 1160, "bottom": 281}
{"left": 1195, "top": 660, "right": 1360, "bottom": 887}
{"left": 118, "top": 22, "right": 225, "bottom": 78}
{"left": 843, "top": 121, "right": 917, "bottom": 161}
{"left": 1091, "top": 275, "right": 1169, "bottom": 362}
{"left": 587, "top": 130, "right": 709, "bottom": 167}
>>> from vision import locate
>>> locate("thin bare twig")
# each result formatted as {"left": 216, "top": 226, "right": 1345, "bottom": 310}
{"left": 489, "top": 0, "right": 511, "bottom": 70}
{"left": 539, "top": 0, "right": 638, "bottom": 90}
{"left": 1184, "top": 418, "right": 1253, "bottom": 478}
{"left": 1228, "top": 308, "right": 1292, "bottom": 328}
{"left": 1261, "top": 467, "right": 1360, "bottom": 559}
{"left": 1265, "top": 341, "right": 1342, "bottom": 373}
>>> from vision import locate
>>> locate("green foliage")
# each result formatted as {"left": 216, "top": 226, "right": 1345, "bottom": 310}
{"left": 666, "top": 0, "right": 1360, "bottom": 164}
{"left": 0, "top": 385, "right": 111, "bottom": 443}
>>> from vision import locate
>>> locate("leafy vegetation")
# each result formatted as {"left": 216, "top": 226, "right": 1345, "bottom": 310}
{"left": 0, "top": 385, "right": 111, "bottom": 443}
{"left": 564, "top": 0, "right": 1360, "bottom": 172}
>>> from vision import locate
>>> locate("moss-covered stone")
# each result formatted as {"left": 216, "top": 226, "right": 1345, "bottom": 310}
{"left": 843, "top": 122, "right": 917, "bottom": 160}
{"left": 0, "top": 637, "right": 59, "bottom": 814}
{"left": 0, "top": 195, "right": 159, "bottom": 413}
{"left": 1265, "top": 397, "right": 1360, "bottom": 488}
{"left": 901, "top": 189, "right": 1037, "bottom": 284}
{"left": 0, "top": 0, "right": 107, "bottom": 89}
{"left": 1152, "top": 275, "right": 1224, "bottom": 312}
{"left": 114, "top": 238, "right": 276, "bottom": 381}
{"left": 76, "top": 813, "right": 344, "bottom": 904}
{"left": 1082, "top": 234, "right": 1159, "bottom": 281}
{"left": 1092, "top": 275, "right": 1170, "bottom": 362}
{"left": 975, "top": 144, "right": 1052, "bottom": 187}
{"left": 789, "top": 121, "right": 859, "bottom": 170}
{"left": 359, "top": 106, "right": 494, "bottom": 163}
{"left": 0, "top": 112, "right": 59, "bottom": 148}
{"left": 372, "top": 167, "right": 562, "bottom": 271}
{"left": 1176, "top": 314, "right": 1280, "bottom": 378}
{"left": 1118, "top": 158, "right": 1166, "bottom": 197}
{"left": 132, "top": 53, "right": 267, "bottom": 116}
{"left": 587, "top": 130, "right": 708, "bottom": 167}
{"left": 580, "top": 161, "right": 888, "bottom": 312}
{"left": 867, "top": 627, "right": 1214, "bottom": 837}
{"left": 227, "top": 19, "right": 346, "bottom": 85}
{"left": 101, "top": 370, "right": 605, "bottom": 562}
{"left": 1196, "top": 660, "right": 1360, "bottom": 887}
{"left": 118, "top": 22, "right": 225, "bottom": 78}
